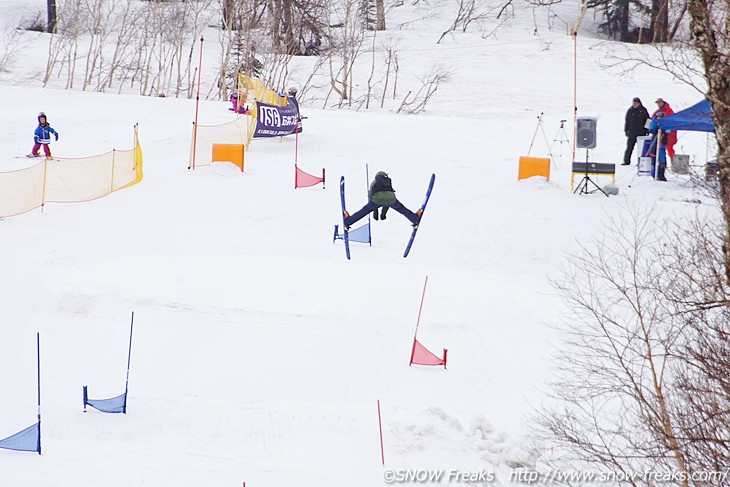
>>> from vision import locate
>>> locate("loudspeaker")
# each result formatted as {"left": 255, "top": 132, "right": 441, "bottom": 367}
{"left": 576, "top": 117, "right": 597, "bottom": 149}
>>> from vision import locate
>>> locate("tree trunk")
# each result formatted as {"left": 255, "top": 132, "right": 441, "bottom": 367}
{"left": 282, "top": 0, "right": 296, "bottom": 54}
{"left": 650, "top": 0, "right": 669, "bottom": 42}
{"left": 686, "top": 0, "right": 730, "bottom": 284}
{"left": 375, "top": 0, "right": 385, "bottom": 31}
{"left": 46, "top": 0, "right": 57, "bottom": 33}
{"left": 618, "top": 1, "right": 629, "bottom": 41}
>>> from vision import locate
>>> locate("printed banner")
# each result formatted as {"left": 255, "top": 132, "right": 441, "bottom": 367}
{"left": 253, "top": 99, "right": 299, "bottom": 138}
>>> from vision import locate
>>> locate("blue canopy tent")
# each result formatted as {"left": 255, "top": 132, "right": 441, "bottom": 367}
{"left": 657, "top": 99, "right": 715, "bottom": 133}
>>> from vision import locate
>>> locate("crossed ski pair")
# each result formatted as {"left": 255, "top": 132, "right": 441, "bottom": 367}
{"left": 339, "top": 173, "right": 435, "bottom": 260}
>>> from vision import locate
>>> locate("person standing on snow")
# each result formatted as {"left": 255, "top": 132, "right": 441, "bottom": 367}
{"left": 622, "top": 97, "right": 649, "bottom": 165}
{"left": 652, "top": 98, "right": 677, "bottom": 160}
{"left": 647, "top": 111, "right": 670, "bottom": 181}
{"left": 344, "top": 171, "right": 421, "bottom": 229}
{"left": 30, "top": 112, "right": 59, "bottom": 158}
{"left": 287, "top": 87, "right": 303, "bottom": 133}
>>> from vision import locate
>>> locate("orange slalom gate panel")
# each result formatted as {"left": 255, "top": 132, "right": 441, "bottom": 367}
{"left": 212, "top": 143, "right": 245, "bottom": 172}
{"left": 517, "top": 156, "right": 550, "bottom": 181}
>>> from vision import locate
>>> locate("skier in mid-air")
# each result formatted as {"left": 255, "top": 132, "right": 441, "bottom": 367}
{"left": 344, "top": 171, "right": 421, "bottom": 229}
{"left": 30, "top": 112, "right": 59, "bottom": 158}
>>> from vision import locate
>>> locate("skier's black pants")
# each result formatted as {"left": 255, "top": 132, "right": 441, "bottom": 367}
{"left": 346, "top": 199, "right": 417, "bottom": 226}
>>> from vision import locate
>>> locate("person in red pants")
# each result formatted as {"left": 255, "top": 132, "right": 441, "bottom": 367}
{"left": 30, "top": 112, "right": 59, "bottom": 158}
{"left": 652, "top": 98, "right": 676, "bottom": 159}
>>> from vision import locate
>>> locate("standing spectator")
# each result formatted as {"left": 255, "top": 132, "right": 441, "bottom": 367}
{"left": 652, "top": 98, "right": 677, "bottom": 159}
{"left": 30, "top": 112, "right": 58, "bottom": 158}
{"left": 647, "top": 111, "right": 670, "bottom": 181}
{"left": 287, "top": 87, "right": 303, "bottom": 133}
{"left": 623, "top": 97, "right": 650, "bottom": 165}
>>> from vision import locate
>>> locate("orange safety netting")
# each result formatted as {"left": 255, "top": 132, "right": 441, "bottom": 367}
{"left": 0, "top": 126, "right": 143, "bottom": 217}
{"left": 189, "top": 115, "right": 252, "bottom": 169}
{"left": 189, "top": 75, "right": 291, "bottom": 169}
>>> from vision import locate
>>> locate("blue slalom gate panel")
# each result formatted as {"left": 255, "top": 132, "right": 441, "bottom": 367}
{"left": 333, "top": 222, "right": 371, "bottom": 244}
{"left": 0, "top": 422, "right": 40, "bottom": 453}
{"left": 84, "top": 386, "right": 127, "bottom": 414}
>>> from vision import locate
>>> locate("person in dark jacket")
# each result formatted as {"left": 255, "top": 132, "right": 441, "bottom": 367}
{"left": 344, "top": 171, "right": 421, "bottom": 229}
{"left": 30, "top": 112, "right": 59, "bottom": 158}
{"left": 622, "top": 97, "right": 650, "bottom": 165}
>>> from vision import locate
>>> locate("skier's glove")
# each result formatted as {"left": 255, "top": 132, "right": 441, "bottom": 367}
{"left": 55, "top": 133, "right": 59, "bottom": 141}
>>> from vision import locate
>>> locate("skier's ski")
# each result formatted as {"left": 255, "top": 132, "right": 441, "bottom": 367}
{"left": 339, "top": 176, "right": 351, "bottom": 260}
{"left": 15, "top": 155, "right": 54, "bottom": 160}
{"left": 403, "top": 173, "right": 435, "bottom": 258}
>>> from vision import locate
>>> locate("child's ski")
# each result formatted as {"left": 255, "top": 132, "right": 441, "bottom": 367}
{"left": 339, "top": 176, "right": 351, "bottom": 260}
{"left": 403, "top": 173, "right": 435, "bottom": 258}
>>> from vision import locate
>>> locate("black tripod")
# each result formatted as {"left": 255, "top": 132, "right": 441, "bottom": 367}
{"left": 573, "top": 149, "right": 608, "bottom": 197}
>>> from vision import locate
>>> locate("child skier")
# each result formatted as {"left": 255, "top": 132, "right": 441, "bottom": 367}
{"left": 229, "top": 91, "right": 248, "bottom": 114}
{"left": 30, "top": 112, "right": 59, "bottom": 158}
{"left": 344, "top": 171, "right": 421, "bottom": 229}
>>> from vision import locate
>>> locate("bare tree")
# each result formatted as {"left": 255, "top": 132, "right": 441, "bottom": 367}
{"left": 379, "top": 35, "right": 400, "bottom": 108}
{"left": 323, "top": 0, "right": 368, "bottom": 106}
{"left": 535, "top": 205, "right": 730, "bottom": 486}
{"left": 659, "top": 218, "right": 730, "bottom": 482}
{"left": 437, "top": 0, "right": 496, "bottom": 44}
{"left": 396, "top": 65, "right": 452, "bottom": 114}
{"left": 0, "top": 22, "right": 27, "bottom": 72}
{"left": 536, "top": 208, "right": 691, "bottom": 486}
{"left": 684, "top": 0, "right": 730, "bottom": 284}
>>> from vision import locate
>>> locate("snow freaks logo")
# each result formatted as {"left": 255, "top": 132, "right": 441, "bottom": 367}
{"left": 253, "top": 101, "right": 299, "bottom": 138}
{"left": 381, "top": 468, "right": 729, "bottom": 484}
{"left": 382, "top": 469, "right": 495, "bottom": 483}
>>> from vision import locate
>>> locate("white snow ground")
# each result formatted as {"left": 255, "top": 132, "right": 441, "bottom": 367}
{"left": 0, "top": 0, "right": 719, "bottom": 486}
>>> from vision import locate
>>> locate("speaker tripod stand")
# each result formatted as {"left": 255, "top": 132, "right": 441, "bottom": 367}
{"left": 573, "top": 149, "right": 609, "bottom": 197}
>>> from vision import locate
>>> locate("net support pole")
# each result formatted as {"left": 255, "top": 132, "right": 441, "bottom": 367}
{"left": 377, "top": 399, "right": 385, "bottom": 465}
{"left": 190, "top": 36, "right": 204, "bottom": 170}
{"left": 110, "top": 149, "right": 116, "bottom": 193}
{"left": 40, "top": 157, "right": 49, "bottom": 213}
{"left": 122, "top": 311, "right": 135, "bottom": 414}
{"left": 36, "top": 332, "right": 41, "bottom": 455}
